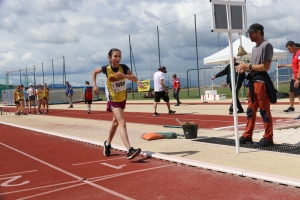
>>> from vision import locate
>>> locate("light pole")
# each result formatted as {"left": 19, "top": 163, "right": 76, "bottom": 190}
{"left": 23, "top": 74, "right": 27, "bottom": 86}
{"left": 31, "top": 72, "right": 35, "bottom": 87}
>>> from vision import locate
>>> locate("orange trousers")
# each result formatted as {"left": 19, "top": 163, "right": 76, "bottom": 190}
{"left": 242, "top": 82, "right": 273, "bottom": 141}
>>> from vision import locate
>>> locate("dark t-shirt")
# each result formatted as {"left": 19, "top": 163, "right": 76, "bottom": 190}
{"left": 101, "top": 64, "right": 129, "bottom": 77}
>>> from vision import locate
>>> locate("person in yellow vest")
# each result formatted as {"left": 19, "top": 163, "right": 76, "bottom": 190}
{"left": 13, "top": 85, "right": 20, "bottom": 115}
{"left": 42, "top": 83, "right": 49, "bottom": 114}
{"left": 36, "top": 84, "right": 44, "bottom": 114}
{"left": 92, "top": 48, "right": 141, "bottom": 160}
{"left": 16, "top": 85, "right": 27, "bottom": 115}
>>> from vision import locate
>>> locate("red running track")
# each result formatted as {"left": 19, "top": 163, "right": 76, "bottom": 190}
{"left": 1, "top": 124, "right": 300, "bottom": 199}
{"left": 2, "top": 106, "right": 292, "bottom": 130}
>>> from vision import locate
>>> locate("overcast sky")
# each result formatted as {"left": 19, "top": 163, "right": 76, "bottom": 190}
{"left": 0, "top": 0, "right": 298, "bottom": 87}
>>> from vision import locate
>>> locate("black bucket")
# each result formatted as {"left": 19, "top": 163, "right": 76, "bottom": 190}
{"left": 182, "top": 123, "right": 198, "bottom": 139}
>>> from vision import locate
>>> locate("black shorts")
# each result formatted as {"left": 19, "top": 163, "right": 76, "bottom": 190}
{"left": 290, "top": 79, "right": 294, "bottom": 92}
{"left": 85, "top": 100, "right": 92, "bottom": 104}
{"left": 154, "top": 91, "right": 170, "bottom": 102}
{"left": 43, "top": 97, "right": 48, "bottom": 100}
{"left": 15, "top": 101, "right": 20, "bottom": 104}
{"left": 29, "top": 95, "right": 36, "bottom": 100}
{"left": 292, "top": 79, "right": 300, "bottom": 96}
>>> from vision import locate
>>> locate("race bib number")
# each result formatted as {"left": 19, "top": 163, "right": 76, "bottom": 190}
{"left": 111, "top": 80, "right": 126, "bottom": 93}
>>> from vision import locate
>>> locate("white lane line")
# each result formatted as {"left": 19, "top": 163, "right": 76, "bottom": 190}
{"left": 16, "top": 164, "right": 172, "bottom": 200}
{"left": 2, "top": 164, "right": 171, "bottom": 196}
{"left": 0, "top": 179, "right": 80, "bottom": 195}
{"left": 72, "top": 157, "right": 124, "bottom": 166}
{"left": 0, "top": 142, "right": 133, "bottom": 200}
{"left": 0, "top": 170, "right": 37, "bottom": 177}
{"left": 213, "top": 124, "right": 247, "bottom": 130}
{"left": 90, "top": 165, "right": 173, "bottom": 182}
{"left": 17, "top": 182, "right": 88, "bottom": 200}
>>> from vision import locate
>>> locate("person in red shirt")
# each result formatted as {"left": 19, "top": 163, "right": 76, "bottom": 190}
{"left": 278, "top": 41, "right": 300, "bottom": 118}
{"left": 172, "top": 74, "right": 181, "bottom": 106}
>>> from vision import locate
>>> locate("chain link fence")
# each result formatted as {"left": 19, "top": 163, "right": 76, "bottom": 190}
{"left": 129, "top": 1, "right": 299, "bottom": 97}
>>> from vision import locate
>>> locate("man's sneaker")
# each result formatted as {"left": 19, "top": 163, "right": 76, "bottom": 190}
{"left": 88, "top": 110, "right": 90, "bottom": 114}
{"left": 37, "top": 111, "right": 41, "bottom": 115}
{"left": 127, "top": 147, "right": 141, "bottom": 160}
{"left": 44, "top": 111, "right": 47, "bottom": 114}
{"left": 284, "top": 107, "right": 294, "bottom": 113}
{"left": 153, "top": 112, "right": 160, "bottom": 117}
{"left": 28, "top": 112, "right": 31, "bottom": 114}
{"left": 294, "top": 115, "right": 300, "bottom": 120}
{"left": 103, "top": 140, "right": 111, "bottom": 157}
{"left": 229, "top": 109, "right": 233, "bottom": 115}
{"left": 239, "top": 136, "right": 253, "bottom": 144}
{"left": 253, "top": 137, "right": 274, "bottom": 147}
{"left": 174, "top": 104, "right": 179, "bottom": 106}
{"left": 168, "top": 110, "right": 176, "bottom": 115}
{"left": 68, "top": 105, "right": 73, "bottom": 108}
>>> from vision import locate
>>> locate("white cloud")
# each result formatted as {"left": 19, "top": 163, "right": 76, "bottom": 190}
{"left": 26, "top": 25, "right": 80, "bottom": 44}
{"left": 0, "top": 0, "right": 299, "bottom": 87}
{"left": 249, "top": 0, "right": 273, "bottom": 7}
{"left": 77, "top": 56, "right": 86, "bottom": 61}
{"left": 21, "top": 53, "right": 33, "bottom": 62}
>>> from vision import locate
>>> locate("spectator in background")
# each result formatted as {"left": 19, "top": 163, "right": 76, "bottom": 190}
{"left": 278, "top": 42, "right": 300, "bottom": 115}
{"left": 16, "top": 85, "right": 26, "bottom": 115}
{"left": 27, "top": 83, "right": 36, "bottom": 114}
{"left": 153, "top": 66, "right": 176, "bottom": 116}
{"left": 65, "top": 81, "right": 74, "bottom": 108}
{"left": 43, "top": 83, "right": 49, "bottom": 114}
{"left": 172, "top": 74, "right": 181, "bottom": 106}
{"left": 24, "top": 87, "right": 29, "bottom": 107}
{"left": 36, "top": 84, "right": 44, "bottom": 114}
{"left": 211, "top": 57, "right": 245, "bottom": 114}
{"left": 13, "top": 85, "right": 20, "bottom": 115}
{"left": 81, "top": 81, "right": 93, "bottom": 114}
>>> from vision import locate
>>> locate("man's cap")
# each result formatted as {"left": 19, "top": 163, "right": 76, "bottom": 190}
{"left": 65, "top": 81, "right": 69, "bottom": 84}
{"left": 158, "top": 66, "right": 167, "bottom": 73}
{"left": 247, "top": 23, "right": 264, "bottom": 33}
{"left": 29, "top": 83, "right": 32, "bottom": 85}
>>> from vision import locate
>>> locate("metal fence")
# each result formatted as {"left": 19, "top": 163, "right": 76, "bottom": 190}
{"left": 128, "top": 1, "right": 299, "bottom": 97}
{"left": 2, "top": 56, "right": 66, "bottom": 89}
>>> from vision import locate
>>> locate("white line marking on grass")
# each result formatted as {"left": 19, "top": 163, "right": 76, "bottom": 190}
{"left": 0, "top": 142, "right": 133, "bottom": 200}
{"left": 0, "top": 170, "right": 37, "bottom": 177}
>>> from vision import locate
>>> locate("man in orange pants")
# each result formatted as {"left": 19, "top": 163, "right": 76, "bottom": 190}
{"left": 236, "top": 23, "right": 277, "bottom": 147}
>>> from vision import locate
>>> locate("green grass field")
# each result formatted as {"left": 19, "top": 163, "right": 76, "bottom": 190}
{"left": 122, "top": 82, "right": 290, "bottom": 100}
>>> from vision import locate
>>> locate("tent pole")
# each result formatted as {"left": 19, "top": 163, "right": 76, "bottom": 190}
{"left": 276, "top": 60, "right": 278, "bottom": 91}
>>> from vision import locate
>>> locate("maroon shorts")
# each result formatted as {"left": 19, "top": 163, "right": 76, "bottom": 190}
{"left": 106, "top": 100, "right": 126, "bottom": 112}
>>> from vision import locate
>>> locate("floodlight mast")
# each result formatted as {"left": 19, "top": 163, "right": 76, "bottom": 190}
{"left": 210, "top": 0, "right": 247, "bottom": 154}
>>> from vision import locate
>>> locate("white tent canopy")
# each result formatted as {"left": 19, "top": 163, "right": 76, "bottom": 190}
{"left": 204, "top": 35, "right": 288, "bottom": 65}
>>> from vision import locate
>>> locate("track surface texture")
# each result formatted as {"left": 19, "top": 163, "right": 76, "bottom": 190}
{"left": 1, "top": 124, "right": 300, "bottom": 199}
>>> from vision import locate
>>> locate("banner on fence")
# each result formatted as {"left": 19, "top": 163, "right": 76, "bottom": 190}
{"left": 137, "top": 79, "right": 150, "bottom": 92}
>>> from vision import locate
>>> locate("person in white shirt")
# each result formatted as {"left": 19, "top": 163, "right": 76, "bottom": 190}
{"left": 27, "top": 83, "right": 36, "bottom": 114}
{"left": 153, "top": 66, "right": 176, "bottom": 116}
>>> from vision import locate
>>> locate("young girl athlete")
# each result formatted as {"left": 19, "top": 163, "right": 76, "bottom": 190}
{"left": 92, "top": 48, "right": 141, "bottom": 160}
